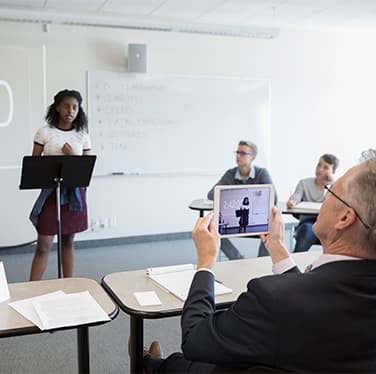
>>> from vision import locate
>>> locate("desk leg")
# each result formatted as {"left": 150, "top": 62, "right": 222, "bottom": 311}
{"left": 199, "top": 209, "right": 204, "bottom": 218}
{"left": 77, "top": 326, "right": 90, "bottom": 374}
{"left": 130, "top": 315, "right": 144, "bottom": 374}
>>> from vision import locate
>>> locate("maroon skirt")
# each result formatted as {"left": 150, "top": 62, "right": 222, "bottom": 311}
{"left": 36, "top": 188, "right": 88, "bottom": 235}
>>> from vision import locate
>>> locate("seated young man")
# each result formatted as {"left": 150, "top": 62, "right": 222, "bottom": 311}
{"left": 287, "top": 153, "right": 339, "bottom": 252}
{"left": 207, "top": 140, "right": 278, "bottom": 258}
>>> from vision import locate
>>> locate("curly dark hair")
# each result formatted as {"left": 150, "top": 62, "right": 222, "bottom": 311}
{"left": 45, "top": 89, "right": 88, "bottom": 132}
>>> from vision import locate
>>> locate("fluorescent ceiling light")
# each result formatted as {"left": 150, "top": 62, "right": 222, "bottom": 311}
{"left": 0, "top": 7, "right": 280, "bottom": 39}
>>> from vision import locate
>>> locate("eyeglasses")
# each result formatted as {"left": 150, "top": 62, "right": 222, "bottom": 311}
{"left": 234, "top": 150, "right": 253, "bottom": 156}
{"left": 324, "top": 184, "right": 370, "bottom": 230}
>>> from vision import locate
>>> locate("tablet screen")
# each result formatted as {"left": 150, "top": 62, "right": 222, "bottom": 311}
{"left": 213, "top": 184, "right": 274, "bottom": 238}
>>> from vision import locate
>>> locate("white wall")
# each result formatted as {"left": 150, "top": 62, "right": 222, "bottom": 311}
{"left": 0, "top": 21, "right": 375, "bottom": 246}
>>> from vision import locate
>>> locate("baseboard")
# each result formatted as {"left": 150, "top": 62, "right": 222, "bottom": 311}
{"left": 0, "top": 231, "right": 192, "bottom": 255}
{"left": 75, "top": 231, "right": 192, "bottom": 249}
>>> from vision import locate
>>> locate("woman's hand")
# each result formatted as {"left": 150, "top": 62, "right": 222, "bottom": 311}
{"left": 62, "top": 142, "right": 75, "bottom": 155}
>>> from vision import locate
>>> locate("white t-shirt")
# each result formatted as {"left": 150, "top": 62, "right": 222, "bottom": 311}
{"left": 34, "top": 125, "right": 91, "bottom": 156}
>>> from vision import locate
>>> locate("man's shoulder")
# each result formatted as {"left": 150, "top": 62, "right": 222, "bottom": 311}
{"left": 222, "top": 167, "right": 238, "bottom": 178}
{"left": 253, "top": 165, "right": 270, "bottom": 174}
{"left": 300, "top": 177, "right": 315, "bottom": 184}
{"left": 226, "top": 167, "right": 238, "bottom": 173}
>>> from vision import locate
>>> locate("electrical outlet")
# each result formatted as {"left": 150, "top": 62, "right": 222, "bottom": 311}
{"left": 109, "top": 216, "right": 117, "bottom": 228}
{"left": 90, "top": 218, "right": 100, "bottom": 231}
{"left": 99, "top": 217, "right": 109, "bottom": 229}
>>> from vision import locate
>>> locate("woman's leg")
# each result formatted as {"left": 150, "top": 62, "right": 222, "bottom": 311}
{"left": 62, "top": 234, "right": 75, "bottom": 277}
{"left": 29, "top": 234, "right": 54, "bottom": 281}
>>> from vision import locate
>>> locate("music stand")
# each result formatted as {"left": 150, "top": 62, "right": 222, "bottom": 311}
{"left": 20, "top": 155, "right": 96, "bottom": 278}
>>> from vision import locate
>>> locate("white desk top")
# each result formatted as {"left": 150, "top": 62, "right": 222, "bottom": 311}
{"left": 102, "top": 251, "right": 321, "bottom": 316}
{"left": 189, "top": 198, "right": 214, "bottom": 211}
{"left": 279, "top": 201, "right": 320, "bottom": 216}
{"left": 0, "top": 277, "right": 117, "bottom": 335}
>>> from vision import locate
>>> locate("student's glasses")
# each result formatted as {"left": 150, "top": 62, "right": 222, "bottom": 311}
{"left": 324, "top": 184, "right": 370, "bottom": 230}
{"left": 234, "top": 151, "right": 253, "bottom": 156}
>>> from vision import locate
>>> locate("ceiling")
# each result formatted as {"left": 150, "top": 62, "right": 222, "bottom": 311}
{"left": 0, "top": 0, "right": 376, "bottom": 38}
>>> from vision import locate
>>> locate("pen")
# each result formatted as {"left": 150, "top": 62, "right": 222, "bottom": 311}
{"left": 215, "top": 279, "right": 223, "bottom": 284}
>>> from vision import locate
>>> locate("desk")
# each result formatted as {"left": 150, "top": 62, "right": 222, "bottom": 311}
{"left": 188, "top": 198, "right": 213, "bottom": 217}
{"left": 102, "top": 251, "right": 320, "bottom": 373}
{"left": 0, "top": 277, "right": 118, "bottom": 374}
{"left": 281, "top": 202, "right": 321, "bottom": 216}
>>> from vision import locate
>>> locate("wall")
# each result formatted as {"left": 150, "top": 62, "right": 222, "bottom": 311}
{"left": 0, "top": 21, "right": 375, "bottom": 246}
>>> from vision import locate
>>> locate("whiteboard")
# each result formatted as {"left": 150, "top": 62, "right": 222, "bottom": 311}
{"left": 0, "top": 46, "right": 32, "bottom": 168}
{"left": 88, "top": 72, "right": 271, "bottom": 176}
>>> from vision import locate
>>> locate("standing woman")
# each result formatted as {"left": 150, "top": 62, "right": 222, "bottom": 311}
{"left": 29, "top": 89, "right": 91, "bottom": 280}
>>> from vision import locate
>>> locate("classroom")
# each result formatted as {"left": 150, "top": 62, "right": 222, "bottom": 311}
{"left": 1, "top": 1, "right": 376, "bottom": 373}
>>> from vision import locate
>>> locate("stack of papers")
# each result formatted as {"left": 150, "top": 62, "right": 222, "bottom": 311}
{"left": 9, "top": 290, "right": 110, "bottom": 330}
{"left": 146, "top": 264, "right": 232, "bottom": 301}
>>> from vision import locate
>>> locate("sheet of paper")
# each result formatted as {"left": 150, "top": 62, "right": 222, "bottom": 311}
{"left": 31, "top": 291, "right": 110, "bottom": 330}
{"left": 148, "top": 269, "right": 232, "bottom": 301}
{"left": 0, "top": 262, "right": 10, "bottom": 303}
{"left": 146, "top": 264, "right": 194, "bottom": 276}
{"left": 9, "top": 291, "right": 65, "bottom": 329}
{"left": 295, "top": 201, "right": 322, "bottom": 211}
{"left": 134, "top": 291, "right": 162, "bottom": 306}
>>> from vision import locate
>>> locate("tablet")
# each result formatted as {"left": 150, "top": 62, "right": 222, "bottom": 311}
{"left": 213, "top": 184, "right": 274, "bottom": 238}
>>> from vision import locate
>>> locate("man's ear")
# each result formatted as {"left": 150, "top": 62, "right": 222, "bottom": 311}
{"left": 334, "top": 207, "right": 357, "bottom": 230}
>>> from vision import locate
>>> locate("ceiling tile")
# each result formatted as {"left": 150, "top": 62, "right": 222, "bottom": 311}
{"left": 0, "top": 0, "right": 45, "bottom": 7}
{"left": 45, "top": 0, "right": 105, "bottom": 11}
{"left": 102, "top": 0, "right": 166, "bottom": 16}
{"left": 151, "top": 0, "right": 225, "bottom": 20}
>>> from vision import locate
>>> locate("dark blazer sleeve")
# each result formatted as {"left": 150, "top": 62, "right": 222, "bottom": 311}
{"left": 181, "top": 271, "right": 278, "bottom": 368}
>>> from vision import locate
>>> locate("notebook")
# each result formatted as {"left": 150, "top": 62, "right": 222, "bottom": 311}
{"left": 146, "top": 264, "right": 232, "bottom": 301}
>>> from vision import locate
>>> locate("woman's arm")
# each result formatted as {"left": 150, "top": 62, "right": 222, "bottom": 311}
{"left": 32, "top": 143, "right": 43, "bottom": 156}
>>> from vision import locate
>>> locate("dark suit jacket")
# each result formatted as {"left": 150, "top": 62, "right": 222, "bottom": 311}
{"left": 181, "top": 261, "right": 376, "bottom": 372}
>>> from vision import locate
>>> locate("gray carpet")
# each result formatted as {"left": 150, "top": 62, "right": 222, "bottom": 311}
{"left": 0, "top": 237, "right": 260, "bottom": 374}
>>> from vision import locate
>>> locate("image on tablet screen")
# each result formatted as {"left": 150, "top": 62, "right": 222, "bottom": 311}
{"left": 214, "top": 184, "right": 273, "bottom": 237}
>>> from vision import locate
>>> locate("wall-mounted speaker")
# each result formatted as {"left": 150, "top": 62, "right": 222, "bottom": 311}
{"left": 128, "top": 44, "right": 147, "bottom": 73}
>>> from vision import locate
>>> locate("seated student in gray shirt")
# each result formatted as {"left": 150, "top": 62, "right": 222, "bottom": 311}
{"left": 287, "top": 153, "right": 339, "bottom": 252}
{"left": 207, "top": 140, "right": 278, "bottom": 259}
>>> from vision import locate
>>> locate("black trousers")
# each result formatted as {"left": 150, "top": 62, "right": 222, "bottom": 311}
{"left": 144, "top": 352, "right": 285, "bottom": 373}
{"left": 144, "top": 352, "right": 216, "bottom": 373}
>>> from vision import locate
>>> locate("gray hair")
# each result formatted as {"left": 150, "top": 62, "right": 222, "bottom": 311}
{"left": 345, "top": 157, "right": 376, "bottom": 250}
